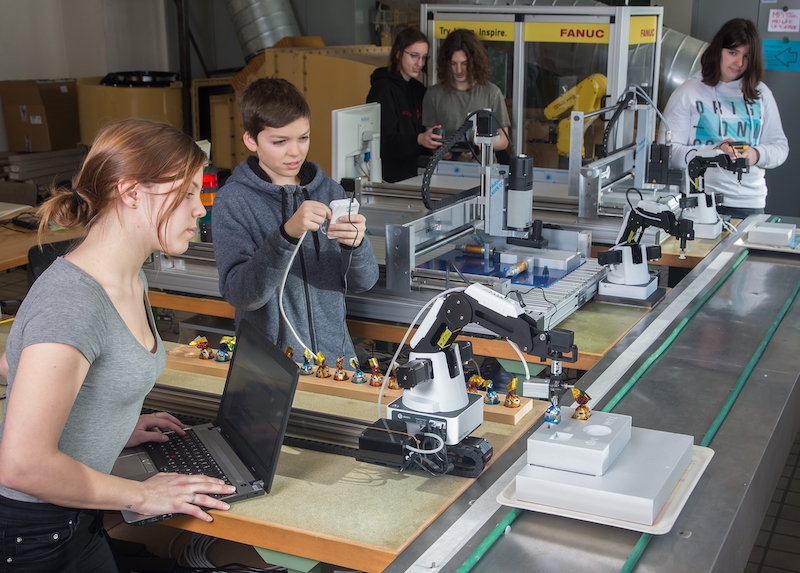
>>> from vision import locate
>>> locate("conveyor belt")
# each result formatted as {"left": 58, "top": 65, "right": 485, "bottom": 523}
{"left": 383, "top": 215, "right": 800, "bottom": 573}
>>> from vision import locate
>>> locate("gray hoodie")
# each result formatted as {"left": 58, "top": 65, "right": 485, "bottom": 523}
{"left": 212, "top": 157, "right": 379, "bottom": 361}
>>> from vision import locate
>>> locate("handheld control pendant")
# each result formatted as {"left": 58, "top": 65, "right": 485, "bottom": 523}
{"left": 325, "top": 198, "right": 360, "bottom": 238}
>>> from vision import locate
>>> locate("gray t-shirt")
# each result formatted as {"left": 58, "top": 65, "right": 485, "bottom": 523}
{"left": 0, "top": 257, "right": 165, "bottom": 503}
{"left": 422, "top": 82, "right": 511, "bottom": 132}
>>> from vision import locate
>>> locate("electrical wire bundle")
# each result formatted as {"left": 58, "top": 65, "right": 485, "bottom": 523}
{"left": 400, "top": 428, "right": 450, "bottom": 476}
{"left": 170, "top": 532, "right": 286, "bottom": 573}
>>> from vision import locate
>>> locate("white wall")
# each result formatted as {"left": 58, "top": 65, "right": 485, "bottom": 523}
{"left": 0, "top": 0, "right": 171, "bottom": 81}
{"left": 658, "top": 0, "right": 694, "bottom": 36}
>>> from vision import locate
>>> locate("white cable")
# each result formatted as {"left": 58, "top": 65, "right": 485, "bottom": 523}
{"left": 405, "top": 432, "right": 445, "bottom": 454}
{"left": 377, "top": 286, "right": 467, "bottom": 420}
{"left": 278, "top": 229, "right": 313, "bottom": 354}
{"left": 713, "top": 163, "right": 747, "bottom": 188}
{"left": 506, "top": 339, "right": 530, "bottom": 381}
{"left": 628, "top": 83, "right": 670, "bottom": 133}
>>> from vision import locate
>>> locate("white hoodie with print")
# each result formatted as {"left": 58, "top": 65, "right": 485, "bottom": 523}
{"left": 660, "top": 72, "right": 788, "bottom": 209}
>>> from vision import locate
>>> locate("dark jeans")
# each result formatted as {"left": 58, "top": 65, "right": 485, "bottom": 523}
{"left": 717, "top": 206, "right": 765, "bottom": 218}
{"left": 0, "top": 495, "right": 119, "bottom": 573}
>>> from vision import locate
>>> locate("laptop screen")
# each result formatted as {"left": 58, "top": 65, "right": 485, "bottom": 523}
{"left": 216, "top": 318, "right": 300, "bottom": 493}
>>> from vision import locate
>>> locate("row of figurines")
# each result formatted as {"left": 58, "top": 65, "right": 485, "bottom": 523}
{"left": 189, "top": 335, "right": 236, "bottom": 362}
{"left": 187, "top": 335, "right": 591, "bottom": 417}
{"left": 286, "top": 346, "right": 534, "bottom": 411}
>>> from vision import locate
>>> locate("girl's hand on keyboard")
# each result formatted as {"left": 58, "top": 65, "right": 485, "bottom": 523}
{"left": 138, "top": 473, "right": 236, "bottom": 522}
{"left": 125, "top": 411, "right": 187, "bottom": 448}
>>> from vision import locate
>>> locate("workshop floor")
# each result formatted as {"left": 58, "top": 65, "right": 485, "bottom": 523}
{"left": 2, "top": 265, "right": 800, "bottom": 572}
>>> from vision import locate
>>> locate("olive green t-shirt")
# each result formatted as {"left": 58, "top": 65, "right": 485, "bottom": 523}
{"left": 422, "top": 82, "right": 511, "bottom": 132}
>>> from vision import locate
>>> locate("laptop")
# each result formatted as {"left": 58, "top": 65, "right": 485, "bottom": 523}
{"left": 112, "top": 318, "right": 300, "bottom": 524}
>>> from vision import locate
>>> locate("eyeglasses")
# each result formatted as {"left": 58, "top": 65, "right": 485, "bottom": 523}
{"left": 404, "top": 51, "right": 429, "bottom": 63}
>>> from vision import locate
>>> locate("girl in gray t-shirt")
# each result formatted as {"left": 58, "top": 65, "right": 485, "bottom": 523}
{"left": 0, "top": 119, "right": 235, "bottom": 570}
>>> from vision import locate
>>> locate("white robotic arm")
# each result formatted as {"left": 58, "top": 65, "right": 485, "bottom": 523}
{"left": 390, "top": 284, "right": 577, "bottom": 445}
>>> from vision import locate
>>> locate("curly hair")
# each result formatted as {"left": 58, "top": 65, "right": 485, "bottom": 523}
{"left": 436, "top": 29, "right": 492, "bottom": 92}
{"left": 700, "top": 18, "right": 763, "bottom": 103}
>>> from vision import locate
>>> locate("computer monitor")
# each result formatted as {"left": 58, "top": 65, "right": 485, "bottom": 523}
{"left": 331, "top": 103, "right": 382, "bottom": 184}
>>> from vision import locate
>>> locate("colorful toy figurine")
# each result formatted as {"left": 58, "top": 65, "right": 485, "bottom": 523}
{"left": 368, "top": 357, "right": 383, "bottom": 387}
{"left": 219, "top": 335, "right": 236, "bottom": 355}
{"left": 387, "top": 362, "right": 400, "bottom": 390}
{"left": 571, "top": 388, "right": 592, "bottom": 420}
{"left": 333, "top": 356, "right": 349, "bottom": 381}
{"left": 349, "top": 357, "right": 366, "bottom": 384}
{"left": 504, "top": 377, "right": 521, "bottom": 408}
{"left": 544, "top": 396, "right": 561, "bottom": 426}
{"left": 300, "top": 348, "right": 314, "bottom": 376}
{"left": 189, "top": 335, "right": 214, "bottom": 360}
{"left": 483, "top": 381, "right": 500, "bottom": 405}
{"left": 214, "top": 341, "right": 233, "bottom": 362}
{"left": 315, "top": 352, "right": 331, "bottom": 378}
{"left": 467, "top": 374, "right": 487, "bottom": 393}
{"left": 285, "top": 346, "right": 295, "bottom": 360}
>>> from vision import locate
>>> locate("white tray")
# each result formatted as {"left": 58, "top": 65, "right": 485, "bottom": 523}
{"left": 736, "top": 231, "right": 800, "bottom": 255}
{"left": 497, "top": 445, "right": 714, "bottom": 535}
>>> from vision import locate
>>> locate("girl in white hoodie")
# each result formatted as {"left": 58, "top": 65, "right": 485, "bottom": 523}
{"left": 661, "top": 18, "right": 788, "bottom": 217}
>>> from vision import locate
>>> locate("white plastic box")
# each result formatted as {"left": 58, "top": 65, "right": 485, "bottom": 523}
{"left": 528, "top": 408, "right": 632, "bottom": 476}
{"left": 747, "top": 222, "right": 796, "bottom": 247}
{"left": 517, "top": 427, "right": 693, "bottom": 525}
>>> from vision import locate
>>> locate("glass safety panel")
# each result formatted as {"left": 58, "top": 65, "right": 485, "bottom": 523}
{"left": 430, "top": 19, "right": 516, "bottom": 145}
{"left": 522, "top": 17, "right": 610, "bottom": 171}
{"left": 627, "top": 15, "right": 658, "bottom": 96}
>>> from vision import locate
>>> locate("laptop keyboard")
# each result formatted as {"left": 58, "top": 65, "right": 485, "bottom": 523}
{"left": 146, "top": 429, "right": 231, "bottom": 488}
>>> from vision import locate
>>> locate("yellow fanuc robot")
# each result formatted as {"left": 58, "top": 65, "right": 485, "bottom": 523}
{"left": 544, "top": 73, "right": 607, "bottom": 157}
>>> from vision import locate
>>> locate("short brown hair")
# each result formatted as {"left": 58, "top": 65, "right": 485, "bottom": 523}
{"left": 38, "top": 118, "right": 207, "bottom": 252}
{"left": 436, "top": 29, "right": 492, "bottom": 92}
{"left": 239, "top": 77, "right": 311, "bottom": 139}
{"left": 701, "top": 18, "right": 763, "bottom": 103}
{"left": 388, "top": 28, "right": 429, "bottom": 75}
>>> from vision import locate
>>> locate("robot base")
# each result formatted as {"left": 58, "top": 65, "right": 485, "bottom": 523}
{"left": 597, "top": 275, "right": 658, "bottom": 300}
{"left": 387, "top": 392, "right": 484, "bottom": 446}
{"left": 692, "top": 219, "right": 722, "bottom": 240}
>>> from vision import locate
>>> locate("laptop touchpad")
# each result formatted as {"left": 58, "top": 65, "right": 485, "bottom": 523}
{"left": 113, "top": 453, "right": 155, "bottom": 481}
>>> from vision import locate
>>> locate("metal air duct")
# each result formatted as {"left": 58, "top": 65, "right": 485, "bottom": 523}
{"left": 226, "top": 0, "right": 301, "bottom": 61}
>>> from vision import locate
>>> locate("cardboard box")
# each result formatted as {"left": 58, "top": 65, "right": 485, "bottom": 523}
{"left": 0, "top": 80, "right": 80, "bottom": 153}
{"left": 77, "top": 77, "right": 182, "bottom": 145}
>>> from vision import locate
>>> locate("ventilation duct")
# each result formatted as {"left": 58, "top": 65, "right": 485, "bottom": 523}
{"left": 226, "top": 0, "right": 301, "bottom": 61}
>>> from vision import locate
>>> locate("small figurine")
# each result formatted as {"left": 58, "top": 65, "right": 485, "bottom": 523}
{"left": 300, "top": 348, "right": 314, "bottom": 376}
{"left": 189, "top": 336, "right": 214, "bottom": 360}
{"left": 349, "top": 357, "right": 366, "bottom": 384}
{"left": 333, "top": 356, "right": 349, "bottom": 381}
{"left": 503, "top": 377, "right": 521, "bottom": 408}
{"left": 285, "top": 346, "right": 295, "bottom": 360}
{"left": 219, "top": 336, "right": 236, "bottom": 355}
{"left": 368, "top": 357, "right": 383, "bottom": 387}
{"left": 387, "top": 362, "right": 400, "bottom": 390}
{"left": 467, "top": 374, "right": 486, "bottom": 393}
{"left": 544, "top": 396, "right": 561, "bottom": 426}
{"left": 571, "top": 388, "right": 592, "bottom": 420}
{"left": 214, "top": 341, "right": 232, "bottom": 362}
{"left": 315, "top": 352, "right": 331, "bottom": 378}
{"left": 483, "top": 381, "right": 500, "bottom": 405}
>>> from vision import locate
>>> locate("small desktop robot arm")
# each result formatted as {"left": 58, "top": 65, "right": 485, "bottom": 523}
{"left": 680, "top": 150, "right": 749, "bottom": 237}
{"left": 596, "top": 199, "right": 694, "bottom": 300}
{"left": 391, "top": 283, "right": 577, "bottom": 445}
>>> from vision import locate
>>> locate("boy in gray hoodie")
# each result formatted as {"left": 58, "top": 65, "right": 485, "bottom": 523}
{"left": 212, "top": 78, "right": 379, "bottom": 362}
